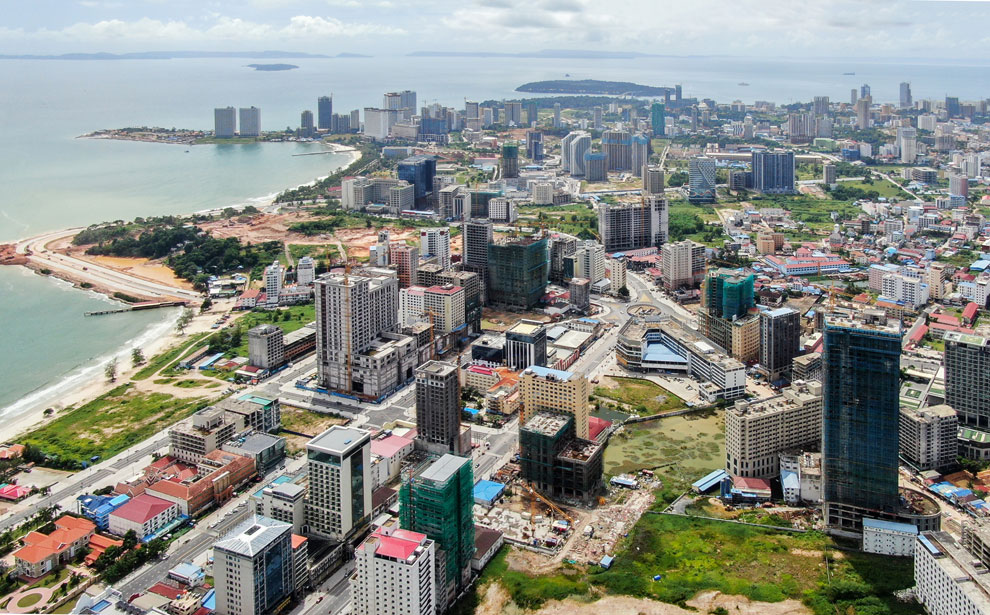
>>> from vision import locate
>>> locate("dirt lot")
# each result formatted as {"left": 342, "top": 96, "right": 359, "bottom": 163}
{"left": 78, "top": 255, "right": 194, "bottom": 289}
{"left": 533, "top": 593, "right": 811, "bottom": 615}
{"left": 481, "top": 309, "right": 550, "bottom": 332}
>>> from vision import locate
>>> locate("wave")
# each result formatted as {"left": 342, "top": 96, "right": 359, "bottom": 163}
{"left": 0, "top": 307, "right": 182, "bottom": 423}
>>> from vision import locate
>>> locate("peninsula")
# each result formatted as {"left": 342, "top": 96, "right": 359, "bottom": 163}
{"left": 516, "top": 78, "right": 670, "bottom": 96}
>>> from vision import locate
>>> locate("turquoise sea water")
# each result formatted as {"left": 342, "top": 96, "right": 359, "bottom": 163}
{"left": 0, "top": 54, "right": 988, "bottom": 422}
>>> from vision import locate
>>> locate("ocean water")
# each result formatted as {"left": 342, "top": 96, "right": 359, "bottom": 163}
{"left": 0, "top": 54, "right": 988, "bottom": 422}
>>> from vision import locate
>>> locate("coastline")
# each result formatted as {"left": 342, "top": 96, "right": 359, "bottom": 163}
{"left": 0, "top": 143, "right": 361, "bottom": 444}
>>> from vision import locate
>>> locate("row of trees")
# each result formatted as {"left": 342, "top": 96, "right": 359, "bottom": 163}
{"left": 93, "top": 529, "right": 168, "bottom": 583}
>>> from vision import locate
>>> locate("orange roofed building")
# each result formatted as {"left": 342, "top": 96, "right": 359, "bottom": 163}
{"left": 14, "top": 515, "right": 95, "bottom": 578}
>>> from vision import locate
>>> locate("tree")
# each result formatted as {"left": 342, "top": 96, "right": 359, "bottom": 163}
{"left": 617, "top": 285, "right": 630, "bottom": 298}
{"left": 104, "top": 358, "right": 117, "bottom": 383}
{"left": 123, "top": 529, "right": 138, "bottom": 550}
{"left": 201, "top": 297, "right": 213, "bottom": 312}
{"left": 175, "top": 308, "right": 193, "bottom": 334}
{"left": 131, "top": 348, "right": 145, "bottom": 366}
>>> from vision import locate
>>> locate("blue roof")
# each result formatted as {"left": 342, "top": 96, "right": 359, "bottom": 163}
{"left": 524, "top": 365, "right": 574, "bottom": 381}
{"left": 693, "top": 469, "right": 728, "bottom": 492}
{"left": 473, "top": 480, "right": 505, "bottom": 503}
{"left": 464, "top": 407, "right": 480, "bottom": 415}
{"left": 170, "top": 562, "right": 203, "bottom": 578}
{"left": 863, "top": 518, "right": 918, "bottom": 534}
{"left": 781, "top": 469, "right": 799, "bottom": 490}
{"left": 918, "top": 534, "right": 941, "bottom": 556}
{"left": 202, "top": 589, "right": 216, "bottom": 610}
{"left": 971, "top": 260, "right": 990, "bottom": 271}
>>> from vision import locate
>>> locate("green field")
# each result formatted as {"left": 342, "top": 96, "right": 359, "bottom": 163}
{"left": 226, "top": 304, "right": 316, "bottom": 357}
{"left": 520, "top": 203, "right": 599, "bottom": 238}
{"left": 21, "top": 384, "right": 208, "bottom": 465}
{"left": 603, "top": 409, "right": 724, "bottom": 482}
{"left": 593, "top": 377, "right": 687, "bottom": 416}
{"left": 288, "top": 243, "right": 339, "bottom": 261}
{"left": 840, "top": 180, "right": 911, "bottom": 200}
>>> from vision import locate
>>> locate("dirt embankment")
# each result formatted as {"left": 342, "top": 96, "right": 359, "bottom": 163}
{"left": 533, "top": 592, "right": 811, "bottom": 615}
{"left": 0, "top": 244, "right": 28, "bottom": 266}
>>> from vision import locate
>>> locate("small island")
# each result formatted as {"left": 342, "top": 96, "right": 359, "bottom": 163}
{"left": 516, "top": 79, "right": 670, "bottom": 96}
{"left": 246, "top": 63, "right": 298, "bottom": 71}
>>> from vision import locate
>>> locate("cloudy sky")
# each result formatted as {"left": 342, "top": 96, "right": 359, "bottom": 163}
{"left": 1, "top": 0, "right": 987, "bottom": 58}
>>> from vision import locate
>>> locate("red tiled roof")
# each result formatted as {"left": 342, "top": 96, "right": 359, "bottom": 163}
{"left": 111, "top": 494, "right": 176, "bottom": 524}
{"left": 964, "top": 302, "right": 979, "bottom": 320}
{"left": 291, "top": 534, "right": 308, "bottom": 549}
{"left": 909, "top": 325, "right": 928, "bottom": 343}
{"left": 935, "top": 313, "right": 960, "bottom": 326}
{"left": 372, "top": 530, "right": 426, "bottom": 560}
{"left": 14, "top": 516, "right": 95, "bottom": 564}
{"left": 589, "top": 416, "right": 612, "bottom": 440}
{"left": 371, "top": 435, "right": 413, "bottom": 459}
{"left": 148, "top": 582, "right": 185, "bottom": 600}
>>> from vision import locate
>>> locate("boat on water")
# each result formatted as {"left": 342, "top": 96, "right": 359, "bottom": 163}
{"left": 738, "top": 82, "right": 750, "bottom": 86}
{"left": 843, "top": 72, "right": 855, "bottom": 75}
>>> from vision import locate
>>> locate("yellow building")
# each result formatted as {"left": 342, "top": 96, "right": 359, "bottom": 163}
{"left": 519, "top": 366, "right": 590, "bottom": 439}
{"left": 730, "top": 315, "right": 761, "bottom": 364}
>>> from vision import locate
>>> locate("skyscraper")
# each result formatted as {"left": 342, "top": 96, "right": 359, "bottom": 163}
{"left": 415, "top": 361, "right": 467, "bottom": 456}
{"left": 822, "top": 314, "right": 902, "bottom": 530}
{"left": 850, "top": 88, "right": 858, "bottom": 106}
{"left": 264, "top": 260, "right": 283, "bottom": 305}
{"left": 553, "top": 103, "right": 561, "bottom": 129}
{"left": 601, "top": 129, "right": 632, "bottom": 171}
{"left": 898, "top": 126, "right": 917, "bottom": 163}
{"left": 526, "top": 102, "right": 539, "bottom": 126}
{"left": 944, "top": 332, "right": 990, "bottom": 432}
{"left": 504, "top": 101, "right": 522, "bottom": 126}
{"left": 812, "top": 96, "right": 830, "bottom": 116}
{"left": 688, "top": 156, "right": 717, "bottom": 203}
{"left": 305, "top": 426, "right": 372, "bottom": 541}
{"left": 505, "top": 319, "right": 547, "bottom": 370}
{"left": 526, "top": 130, "right": 544, "bottom": 160}
{"left": 397, "top": 155, "right": 438, "bottom": 207}
{"left": 644, "top": 165, "right": 665, "bottom": 195}
{"left": 487, "top": 237, "right": 549, "bottom": 309}
{"left": 597, "top": 196, "right": 668, "bottom": 252}
{"left": 214, "top": 515, "right": 294, "bottom": 615}
{"left": 583, "top": 152, "right": 608, "bottom": 182}
{"left": 660, "top": 240, "right": 706, "bottom": 291}
{"left": 860, "top": 84, "right": 871, "bottom": 99}
{"left": 855, "top": 96, "right": 871, "bottom": 130}
{"left": 318, "top": 95, "right": 333, "bottom": 131}
{"left": 899, "top": 82, "right": 912, "bottom": 109}
{"left": 631, "top": 134, "right": 650, "bottom": 178}
{"left": 214, "top": 106, "right": 236, "bottom": 138}
{"left": 946, "top": 96, "right": 961, "bottom": 118}
{"left": 593, "top": 105, "right": 603, "bottom": 130}
{"left": 751, "top": 151, "right": 796, "bottom": 194}
{"left": 419, "top": 227, "right": 451, "bottom": 269}
{"left": 400, "top": 455, "right": 475, "bottom": 607}
{"left": 354, "top": 520, "right": 437, "bottom": 615}
{"left": 238, "top": 106, "right": 261, "bottom": 137}
{"left": 389, "top": 243, "right": 419, "bottom": 288}
{"left": 759, "top": 307, "right": 801, "bottom": 383}
{"left": 462, "top": 218, "right": 493, "bottom": 301}
{"left": 651, "top": 102, "right": 666, "bottom": 135}
{"left": 300, "top": 110, "right": 314, "bottom": 138}
{"left": 500, "top": 142, "right": 519, "bottom": 178}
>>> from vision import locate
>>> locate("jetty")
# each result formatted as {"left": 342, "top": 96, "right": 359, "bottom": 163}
{"left": 85, "top": 300, "right": 187, "bottom": 317}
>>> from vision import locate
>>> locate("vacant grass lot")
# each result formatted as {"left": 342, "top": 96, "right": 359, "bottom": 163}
{"left": 840, "top": 179, "right": 910, "bottom": 200}
{"left": 21, "top": 384, "right": 208, "bottom": 464}
{"left": 603, "top": 409, "right": 724, "bottom": 483}
{"left": 227, "top": 304, "right": 315, "bottom": 357}
{"left": 593, "top": 377, "right": 687, "bottom": 416}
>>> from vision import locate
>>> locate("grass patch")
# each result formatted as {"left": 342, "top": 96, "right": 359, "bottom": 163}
{"left": 592, "top": 514, "right": 921, "bottom": 614}
{"left": 479, "top": 547, "right": 590, "bottom": 610}
{"left": 280, "top": 407, "right": 344, "bottom": 435}
{"left": 21, "top": 384, "right": 208, "bottom": 465}
{"left": 840, "top": 179, "right": 910, "bottom": 200}
{"left": 174, "top": 379, "right": 209, "bottom": 388}
{"left": 29, "top": 568, "right": 70, "bottom": 589}
{"left": 593, "top": 377, "right": 686, "bottom": 416}
{"left": 133, "top": 332, "right": 209, "bottom": 381}
{"left": 226, "top": 305, "right": 315, "bottom": 357}
{"left": 288, "top": 243, "right": 337, "bottom": 261}
{"left": 16, "top": 593, "right": 42, "bottom": 609}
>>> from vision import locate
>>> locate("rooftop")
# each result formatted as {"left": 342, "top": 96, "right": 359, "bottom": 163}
{"left": 418, "top": 453, "right": 470, "bottom": 483}
{"left": 416, "top": 361, "right": 458, "bottom": 377}
{"left": 308, "top": 425, "right": 371, "bottom": 455}
{"left": 919, "top": 531, "right": 990, "bottom": 610}
{"left": 863, "top": 517, "right": 918, "bottom": 534}
{"left": 214, "top": 515, "right": 291, "bottom": 557}
{"left": 110, "top": 494, "right": 175, "bottom": 524}
{"left": 522, "top": 411, "right": 571, "bottom": 437}
{"left": 507, "top": 320, "right": 544, "bottom": 335}
{"left": 521, "top": 365, "right": 575, "bottom": 382}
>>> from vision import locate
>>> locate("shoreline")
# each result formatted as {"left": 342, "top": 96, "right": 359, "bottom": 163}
{"left": 0, "top": 144, "right": 362, "bottom": 444}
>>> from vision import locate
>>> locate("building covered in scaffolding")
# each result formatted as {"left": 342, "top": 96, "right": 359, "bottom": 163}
{"left": 399, "top": 454, "right": 475, "bottom": 610}
{"left": 519, "top": 412, "right": 604, "bottom": 502}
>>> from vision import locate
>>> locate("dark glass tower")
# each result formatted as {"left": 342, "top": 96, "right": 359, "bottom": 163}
{"left": 822, "top": 316, "right": 902, "bottom": 530}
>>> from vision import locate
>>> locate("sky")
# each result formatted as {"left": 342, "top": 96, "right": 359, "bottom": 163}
{"left": 1, "top": 0, "right": 988, "bottom": 58}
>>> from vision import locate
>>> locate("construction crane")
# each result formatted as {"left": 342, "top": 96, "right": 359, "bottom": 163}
{"left": 523, "top": 481, "right": 574, "bottom": 525}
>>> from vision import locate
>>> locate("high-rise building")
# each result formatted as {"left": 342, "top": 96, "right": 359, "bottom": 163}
{"left": 300, "top": 110, "right": 314, "bottom": 138}
{"left": 601, "top": 129, "right": 632, "bottom": 171}
{"left": 569, "top": 277, "right": 590, "bottom": 311}
{"left": 548, "top": 233, "right": 577, "bottom": 284}
{"left": 608, "top": 256, "right": 626, "bottom": 293}
{"left": 631, "top": 134, "right": 649, "bottom": 177}
{"left": 949, "top": 174, "right": 969, "bottom": 198}
{"left": 946, "top": 96, "right": 961, "bottom": 117}
{"left": 527, "top": 102, "right": 539, "bottom": 126}
{"left": 759, "top": 307, "right": 801, "bottom": 383}
{"left": 751, "top": 151, "right": 796, "bottom": 194}
{"left": 519, "top": 365, "right": 590, "bottom": 439}
{"left": 583, "top": 152, "right": 607, "bottom": 182}
{"left": 688, "top": 156, "right": 717, "bottom": 203}
{"left": 855, "top": 96, "right": 871, "bottom": 130}
{"left": 363, "top": 107, "right": 400, "bottom": 140}
{"left": 915, "top": 529, "right": 990, "bottom": 615}
{"left": 860, "top": 84, "right": 871, "bottom": 99}
{"left": 462, "top": 219, "right": 492, "bottom": 300}
{"left": 239, "top": 106, "right": 261, "bottom": 137}
{"left": 264, "top": 260, "right": 283, "bottom": 304}
{"left": 398, "top": 155, "right": 438, "bottom": 207}
{"left": 415, "top": 361, "right": 467, "bottom": 456}
{"left": 248, "top": 324, "right": 285, "bottom": 371}
{"left": 898, "top": 126, "right": 918, "bottom": 163}
{"left": 850, "top": 88, "right": 857, "bottom": 105}
{"left": 505, "top": 319, "right": 547, "bottom": 370}
{"left": 305, "top": 426, "right": 372, "bottom": 541}
{"left": 899, "top": 82, "right": 912, "bottom": 109}
{"left": 487, "top": 237, "right": 548, "bottom": 309}
{"left": 597, "top": 196, "right": 668, "bottom": 252}
{"left": 553, "top": 103, "right": 561, "bottom": 128}
{"left": 500, "top": 143, "right": 519, "bottom": 178}
{"left": 464, "top": 100, "right": 479, "bottom": 121}
{"left": 823, "top": 163, "right": 837, "bottom": 187}
{"left": 572, "top": 241, "right": 606, "bottom": 284}
{"left": 725, "top": 381, "right": 823, "bottom": 478}
{"left": 526, "top": 130, "right": 544, "bottom": 160}
{"left": 504, "top": 101, "right": 522, "bottom": 126}
{"left": 314, "top": 272, "right": 398, "bottom": 391}
{"left": 389, "top": 243, "right": 419, "bottom": 288}
{"left": 354, "top": 520, "right": 437, "bottom": 615}
{"left": 318, "top": 96, "right": 333, "bottom": 131}
{"left": 519, "top": 412, "right": 604, "bottom": 501}
{"left": 698, "top": 268, "right": 758, "bottom": 360}
{"left": 644, "top": 165, "right": 664, "bottom": 195}
{"left": 812, "top": 96, "right": 830, "bottom": 116}
{"left": 400, "top": 454, "right": 475, "bottom": 607}
{"left": 419, "top": 226, "right": 451, "bottom": 269}
{"left": 651, "top": 102, "right": 665, "bottom": 135}
{"left": 566, "top": 132, "right": 591, "bottom": 175}
{"left": 944, "top": 331, "right": 990, "bottom": 433}
{"left": 214, "top": 106, "right": 236, "bottom": 138}
{"left": 899, "top": 405, "right": 957, "bottom": 472}
{"left": 214, "top": 515, "right": 294, "bottom": 615}
{"left": 823, "top": 314, "right": 902, "bottom": 530}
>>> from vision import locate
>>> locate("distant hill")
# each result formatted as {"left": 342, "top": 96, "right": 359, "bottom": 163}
{"left": 410, "top": 49, "right": 660, "bottom": 59}
{"left": 516, "top": 79, "right": 671, "bottom": 96}
{"left": 246, "top": 63, "right": 298, "bottom": 71}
